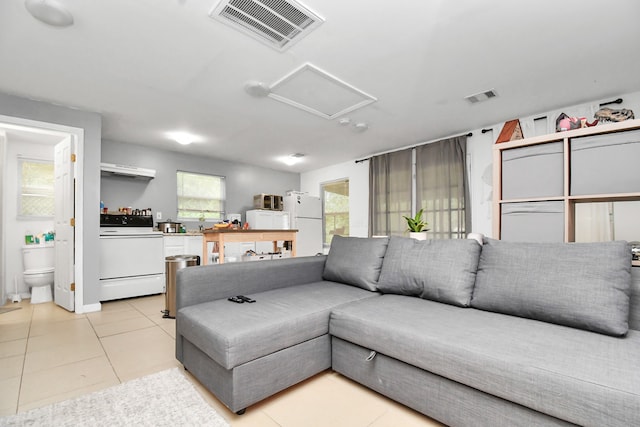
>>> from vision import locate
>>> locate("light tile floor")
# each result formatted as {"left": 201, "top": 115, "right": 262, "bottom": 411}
{"left": 0, "top": 295, "right": 442, "bottom": 426}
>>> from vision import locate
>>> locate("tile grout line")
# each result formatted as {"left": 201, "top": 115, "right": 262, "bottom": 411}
{"left": 86, "top": 303, "right": 125, "bottom": 384}
{"left": 131, "top": 296, "right": 177, "bottom": 341}
{"left": 14, "top": 303, "right": 37, "bottom": 414}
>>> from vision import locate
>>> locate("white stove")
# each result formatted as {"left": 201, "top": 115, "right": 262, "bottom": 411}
{"left": 99, "top": 214, "right": 165, "bottom": 301}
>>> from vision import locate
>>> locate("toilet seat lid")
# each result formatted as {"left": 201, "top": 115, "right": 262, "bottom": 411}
{"left": 24, "top": 267, "right": 54, "bottom": 275}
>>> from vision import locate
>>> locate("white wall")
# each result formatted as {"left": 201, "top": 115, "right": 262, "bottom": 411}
{"left": 4, "top": 139, "right": 55, "bottom": 297}
{"left": 102, "top": 139, "right": 300, "bottom": 229}
{"left": 301, "top": 160, "right": 369, "bottom": 238}
{"left": 0, "top": 92, "right": 102, "bottom": 311}
{"left": 302, "top": 90, "right": 640, "bottom": 239}
{"left": 0, "top": 131, "right": 5, "bottom": 304}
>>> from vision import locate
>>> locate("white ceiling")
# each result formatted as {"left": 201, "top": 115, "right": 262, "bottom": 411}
{"left": 1, "top": 0, "right": 639, "bottom": 172}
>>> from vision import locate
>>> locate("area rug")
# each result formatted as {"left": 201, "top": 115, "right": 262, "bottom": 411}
{"left": 0, "top": 368, "right": 230, "bottom": 427}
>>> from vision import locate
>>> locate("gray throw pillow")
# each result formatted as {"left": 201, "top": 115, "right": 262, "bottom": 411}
{"left": 472, "top": 239, "right": 631, "bottom": 337}
{"left": 377, "top": 237, "right": 482, "bottom": 307}
{"left": 323, "top": 236, "right": 389, "bottom": 291}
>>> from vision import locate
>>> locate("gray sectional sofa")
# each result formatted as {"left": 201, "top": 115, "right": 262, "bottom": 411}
{"left": 175, "top": 235, "right": 640, "bottom": 426}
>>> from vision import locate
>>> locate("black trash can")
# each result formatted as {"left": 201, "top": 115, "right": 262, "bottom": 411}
{"left": 163, "top": 255, "right": 200, "bottom": 318}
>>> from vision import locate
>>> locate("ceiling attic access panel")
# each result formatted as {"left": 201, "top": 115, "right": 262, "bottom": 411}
{"left": 209, "top": 0, "right": 324, "bottom": 51}
{"left": 267, "top": 63, "right": 378, "bottom": 119}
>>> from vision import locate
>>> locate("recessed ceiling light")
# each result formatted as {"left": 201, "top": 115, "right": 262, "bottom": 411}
{"left": 280, "top": 153, "right": 305, "bottom": 166}
{"left": 25, "top": 0, "right": 74, "bottom": 27}
{"left": 165, "top": 131, "right": 202, "bottom": 146}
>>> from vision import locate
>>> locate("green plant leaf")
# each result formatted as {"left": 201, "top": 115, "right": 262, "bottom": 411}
{"left": 403, "top": 208, "right": 428, "bottom": 232}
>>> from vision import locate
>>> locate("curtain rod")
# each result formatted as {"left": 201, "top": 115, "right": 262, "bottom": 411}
{"left": 599, "top": 98, "right": 623, "bottom": 107}
{"left": 354, "top": 132, "right": 473, "bottom": 164}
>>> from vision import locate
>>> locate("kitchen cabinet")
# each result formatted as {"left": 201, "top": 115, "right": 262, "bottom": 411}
{"left": 185, "top": 236, "right": 203, "bottom": 256}
{"left": 163, "top": 235, "right": 203, "bottom": 258}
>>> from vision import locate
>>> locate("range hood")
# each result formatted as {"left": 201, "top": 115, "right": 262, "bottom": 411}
{"left": 100, "top": 162, "right": 156, "bottom": 179}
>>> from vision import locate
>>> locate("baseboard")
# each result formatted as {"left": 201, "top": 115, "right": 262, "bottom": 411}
{"left": 77, "top": 302, "right": 101, "bottom": 313}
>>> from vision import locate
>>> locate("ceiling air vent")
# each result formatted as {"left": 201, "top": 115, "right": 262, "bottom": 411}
{"left": 465, "top": 89, "right": 498, "bottom": 104}
{"left": 210, "top": 0, "right": 324, "bottom": 52}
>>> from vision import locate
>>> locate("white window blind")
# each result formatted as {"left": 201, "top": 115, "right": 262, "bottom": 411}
{"left": 176, "top": 171, "right": 225, "bottom": 220}
{"left": 19, "top": 159, "right": 54, "bottom": 218}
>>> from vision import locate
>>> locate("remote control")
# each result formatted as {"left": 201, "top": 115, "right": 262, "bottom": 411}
{"left": 237, "top": 295, "right": 256, "bottom": 303}
{"left": 227, "top": 296, "right": 245, "bottom": 303}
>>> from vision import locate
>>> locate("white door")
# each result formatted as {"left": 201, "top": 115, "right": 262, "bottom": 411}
{"left": 54, "top": 136, "right": 75, "bottom": 311}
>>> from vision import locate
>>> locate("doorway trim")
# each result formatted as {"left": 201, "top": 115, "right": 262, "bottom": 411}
{"left": 0, "top": 114, "right": 85, "bottom": 312}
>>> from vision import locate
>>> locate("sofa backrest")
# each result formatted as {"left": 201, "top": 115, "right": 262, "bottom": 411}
{"left": 323, "top": 235, "right": 389, "bottom": 291}
{"left": 376, "top": 236, "right": 481, "bottom": 307}
{"left": 472, "top": 239, "right": 633, "bottom": 337}
{"left": 323, "top": 235, "right": 640, "bottom": 333}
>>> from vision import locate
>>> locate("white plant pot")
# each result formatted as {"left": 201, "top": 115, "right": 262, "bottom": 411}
{"left": 409, "top": 232, "right": 428, "bottom": 240}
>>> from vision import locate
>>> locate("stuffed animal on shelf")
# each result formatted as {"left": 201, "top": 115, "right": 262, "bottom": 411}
{"left": 594, "top": 107, "right": 635, "bottom": 123}
{"left": 555, "top": 113, "right": 598, "bottom": 132}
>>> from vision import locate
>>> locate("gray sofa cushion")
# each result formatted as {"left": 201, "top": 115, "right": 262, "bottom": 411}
{"left": 377, "top": 237, "right": 481, "bottom": 307}
{"left": 330, "top": 295, "right": 640, "bottom": 427}
{"left": 177, "top": 281, "right": 378, "bottom": 370}
{"left": 472, "top": 239, "right": 631, "bottom": 336}
{"left": 323, "top": 236, "right": 389, "bottom": 291}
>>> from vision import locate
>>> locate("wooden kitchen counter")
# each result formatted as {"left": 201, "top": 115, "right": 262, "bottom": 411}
{"left": 201, "top": 229, "right": 297, "bottom": 264}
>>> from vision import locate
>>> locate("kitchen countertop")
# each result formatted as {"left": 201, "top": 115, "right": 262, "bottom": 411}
{"left": 160, "top": 231, "right": 203, "bottom": 236}
{"left": 202, "top": 229, "right": 298, "bottom": 233}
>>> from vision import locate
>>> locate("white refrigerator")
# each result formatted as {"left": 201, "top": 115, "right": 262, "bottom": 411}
{"left": 284, "top": 194, "right": 323, "bottom": 257}
{"left": 245, "top": 209, "right": 290, "bottom": 254}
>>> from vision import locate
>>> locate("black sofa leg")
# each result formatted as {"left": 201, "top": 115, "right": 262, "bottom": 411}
{"left": 235, "top": 409, "right": 246, "bottom": 415}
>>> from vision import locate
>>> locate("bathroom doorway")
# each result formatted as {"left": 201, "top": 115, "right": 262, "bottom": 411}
{"left": 0, "top": 116, "right": 83, "bottom": 311}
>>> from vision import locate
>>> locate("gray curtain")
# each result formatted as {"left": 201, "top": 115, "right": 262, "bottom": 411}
{"left": 416, "top": 136, "right": 470, "bottom": 239}
{"left": 369, "top": 149, "right": 412, "bottom": 237}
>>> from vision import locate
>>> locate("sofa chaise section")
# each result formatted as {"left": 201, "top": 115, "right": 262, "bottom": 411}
{"left": 330, "top": 295, "right": 640, "bottom": 427}
{"left": 175, "top": 247, "right": 387, "bottom": 414}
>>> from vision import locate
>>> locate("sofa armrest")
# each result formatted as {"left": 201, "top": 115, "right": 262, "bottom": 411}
{"left": 176, "top": 255, "right": 327, "bottom": 310}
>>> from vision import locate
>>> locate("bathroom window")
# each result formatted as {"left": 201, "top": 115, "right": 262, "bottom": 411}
{"left": 176, "top": 171, "right": 226, "bottom": 221}
{"left": 19, "top": 159, "right": 55, "bottom": 218}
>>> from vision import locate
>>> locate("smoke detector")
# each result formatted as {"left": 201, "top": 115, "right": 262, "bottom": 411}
{"left": 209, "top": 0, "right": 324, "bottom": 52}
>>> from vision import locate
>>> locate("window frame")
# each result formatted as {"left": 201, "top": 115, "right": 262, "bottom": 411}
{"left": 321, "top": 178, "right": 350, "bottom": 247}
{"left": 176, "top": 170, "right": 226, "bottom": 221}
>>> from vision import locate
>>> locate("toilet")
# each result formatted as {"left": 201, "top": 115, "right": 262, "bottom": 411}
{"left": 22, "top": 244, "right": 55, "bottom": 304}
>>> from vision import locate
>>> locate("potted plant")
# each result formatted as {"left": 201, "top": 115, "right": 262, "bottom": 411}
{"left": 403, "top": 209, "right": 429, "bottom": 240}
